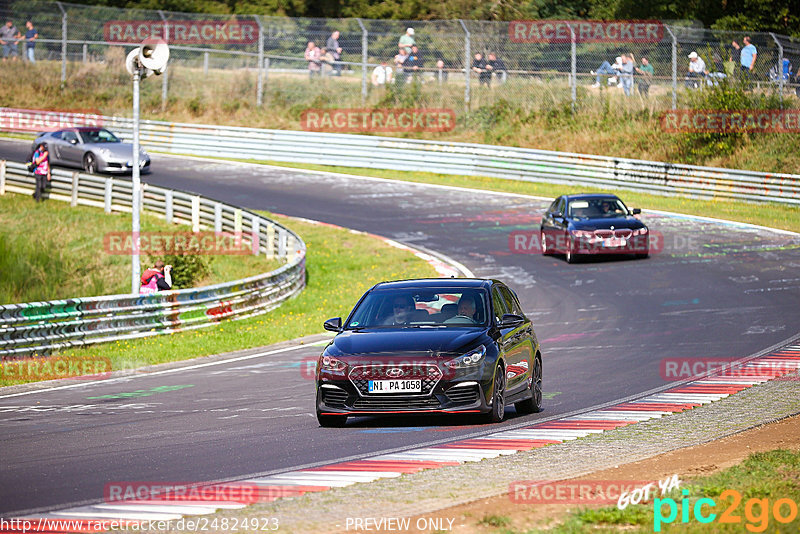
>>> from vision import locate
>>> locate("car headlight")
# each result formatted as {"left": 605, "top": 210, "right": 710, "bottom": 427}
{"left": 570, "top": 230, "right": 594, "bottom": 239}
{"left": 320, "top": 355, "right": 346, "bottom": 372}
{"left": 445, "top": 345, "right": 486, "bottom": 369}
{"left": 98, "top": 148, "right": 112, "bottom": 158}
{"left": 632, "top": 228, "right": 648, "bottom": 236}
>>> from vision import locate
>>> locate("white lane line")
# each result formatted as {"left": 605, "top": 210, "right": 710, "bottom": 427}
{"left": 103, "top": 499, "right": 246, "bottom": 509}
{"left": 384, "top": 449, "right": 510, "bottom": 460}
{"left": 0, "top": 345, "right": 309, "bottom": 399}
{"left": 642, "top": 394, "right": 728, "bottom": 402}
{"left": 428, "top": 447, "right": 519, "bottom": 456}
{"left": 246, "top": 478, "right": 355, "bottom": 488}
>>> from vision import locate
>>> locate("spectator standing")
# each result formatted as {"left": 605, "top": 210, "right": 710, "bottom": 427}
{"left": 435, "top": 58, "right": 448, "bottom": 83}
{"left": 686, "top": 51, "right": 706, "bottom": 88}
{"left": 404, "top": 45, "right": 424, "bottom": 81}
{"left": 319, "top": 47, "right": 335, "bottom": 75}
{"left": 487, "top": 53, "right": 507, "bottom": 84}
{"left": 0, "top": 20, "right": 21, "bottom": 61}
{"left": 371, "top": 60, "right": 392, "bottom": 87}
{"left": 619, "top": 53, "right": 635, "bottom": 96}
{"left": 635, "top": 57, "right": 654, "bottom": 96}
{"left": 472, "top": 52, "right": 491, "bottom": 87}
{"left": 398, "top": 28, "right": 415, "bottom": 55}
{"left": 326, "top": 30, "right": 343, "bottom": 76}
{"left": 30, "top": 142, "right": 50, "bottom": 202}
{"left": 304, "top": 41, "right": 321, "bottom": 78}
{"left": 740, "top": 36, "right": 757, "bottom": 74}
{"left": 393, "top": 48, "right": 409, "bottom": 86}
{"left": 23, "top": 20, "right": 37, "bottom": 63}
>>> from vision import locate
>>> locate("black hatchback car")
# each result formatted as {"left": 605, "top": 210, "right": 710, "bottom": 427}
{"left": 315, "top": 278, "right": 542, "bottom": 427}
{"left": 540, "top": 194, "right": 649, "bottom": 263}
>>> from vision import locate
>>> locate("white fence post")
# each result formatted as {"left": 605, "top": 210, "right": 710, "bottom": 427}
{"left": 165, "top": 190, "right": 173, "bottom": 223}
{"left": 0, "top": 161, "right": 6, "bottom": 195}
{"left": 70, "top": 172, "right": 79, "bottom": 206}
{"left": 104, "top": 178, "right": 112, "bottom": 213}
{"left": 191, "top": 196, "right": 200, "bottom": 232}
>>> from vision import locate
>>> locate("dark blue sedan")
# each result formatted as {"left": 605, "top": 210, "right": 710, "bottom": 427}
{"left": 540, "top": 194, "right": 649, "bottom": 263}
{"left": 315, "top": 278, "right": 542, "bottom": 427}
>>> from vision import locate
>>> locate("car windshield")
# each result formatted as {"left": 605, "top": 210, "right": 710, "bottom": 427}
{"left": 568, "top": 198, "right": 629, "bottom": 219}
{"left": 80, "top": 129, "right": 120, "bottom": 144}
{"left": 346, "top": 288, "right": 489, "bottom": 329}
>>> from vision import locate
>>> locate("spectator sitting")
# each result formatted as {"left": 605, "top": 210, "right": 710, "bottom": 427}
{"left": 472, "top": 52, "right": 491, "bottom": 87}
{"left": 685, "top": 51, "right": 707, "bottom": 88}
{"left": 591, "top": 56, "right": 623, "bottom": 87}
{"left": 140, "top": 261, "right": 172, "bottom": 294}
{"left": 326, "top": 30, "right": 343, "bottom": 76}
{"left": 398, "top": 27, "right": 415, "bottom": 55}
{"left": 371, "top": 60, "right": 392, "bottom": 87}
{"left": 0, "top": 20, "right": 21, "bottom": 61}
{"left": 320, "top": 47, "right": 335, "bottom": 75}
{"left": 304, "top": 41, "right": 321, "bottom": 78}
{"left": 394, "top": 48, "right": 409, "bottom": 86}
{"left": 635, "top": 56, "right": 654, "bottom": 96}
{"left": 487, "top": 52, "right": 507, "bottom": 84}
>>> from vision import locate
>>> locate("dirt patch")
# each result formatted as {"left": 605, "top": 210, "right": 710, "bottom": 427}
{"left": 395, "top": 413, "right": 800, "bottom": 533}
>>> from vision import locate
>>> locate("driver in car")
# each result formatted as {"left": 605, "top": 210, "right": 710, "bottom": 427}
{"left": 445, "top": 294, "right": 478, "bottom": 324}
{"left": 384, "top": 295, "right": 416, "bottom": 325}
{"left": 601, "top": 200, "right": 622, "bottom": 215}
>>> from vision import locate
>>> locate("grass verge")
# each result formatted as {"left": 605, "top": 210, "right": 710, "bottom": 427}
{"left": 0, "top": 213, "right": 437, "bottom": 387}
{"left": 546, "top": 449, "right": 800, "bottom": 533}
{"left": 0, "top": 192, "right": 275, "bottom": 304}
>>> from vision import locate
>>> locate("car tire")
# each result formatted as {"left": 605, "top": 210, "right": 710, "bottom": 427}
{"left": 565, "top": 242, "right": 576, "bottom": 264}
{"left": 541, "top": 232, "right": 551, "bottom": 256}
{"left": 484, "top": 365, "right": 506, "bottom": 423}
{"left": 317, "top": 410, "right": 348, "bottom": 427}
{"left": 83, "top": 153, "right": 97, "bottom": 174}
{"left": 515, "top": 355, "right": 543, "bottom": 414}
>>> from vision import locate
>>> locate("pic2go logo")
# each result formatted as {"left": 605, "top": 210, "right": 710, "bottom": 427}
{"left": 654, "top": 489, "right": 800, "bottom": 532}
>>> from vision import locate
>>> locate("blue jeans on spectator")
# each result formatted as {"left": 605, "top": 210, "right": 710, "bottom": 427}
{"left": 26, "top": 46, "right": 34, "bottom": 63}
{"left": 2, "top": 43, "right": 18, "bottom": 58}
{"left": 620, "top": 74, "right": 633, "bottom": 95}
{"left": 595, "top": 61, "right": 617, "bottom": 84}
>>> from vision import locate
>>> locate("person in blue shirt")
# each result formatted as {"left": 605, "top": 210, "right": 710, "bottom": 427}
{"left": 24, "top": 21, "right": 37, "bottom": 63}
{"left": 740, "top": 36, "right": 757, "bottom": 74}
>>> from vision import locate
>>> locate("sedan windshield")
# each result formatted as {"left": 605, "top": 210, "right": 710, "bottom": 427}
{"left": 80, "top": 129, "right": 120, "bottom": 144}
{"left": 568, "top": 198, "right": 629, "bottom": 219}
{"left": 347, "top": 288, "right": 489, "bottom": 329}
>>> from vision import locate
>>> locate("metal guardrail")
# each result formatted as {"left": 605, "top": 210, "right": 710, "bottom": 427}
{"left": 87, "top": 114, "right": 800, "bottom": 205}
{"left": 0, "top": 161, "right": 306, "bottom": 359}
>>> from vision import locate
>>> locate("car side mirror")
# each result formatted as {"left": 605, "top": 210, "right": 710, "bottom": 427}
{"left": 499, "top": 313, "right": 524, "bottom": 329}
{"left": 632, "top": 208, "right": 641, "bottom": 215}
{"left": 323, "top": 317, "right": 343, "bottom": 332}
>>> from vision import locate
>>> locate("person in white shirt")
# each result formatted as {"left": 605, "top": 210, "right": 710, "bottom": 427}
{"left": 371, "top": 60, "right": 393, "bottom": 86}
{"left": 686, "top": 51, "right": 707, "bottom": 88}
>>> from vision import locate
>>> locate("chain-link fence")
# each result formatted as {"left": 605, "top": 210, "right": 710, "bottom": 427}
{"left": 2, "top": 1, "right": 800, "bottom": 115}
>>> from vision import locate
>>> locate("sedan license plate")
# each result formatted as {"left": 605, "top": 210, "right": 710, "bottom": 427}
{"left": 603, "top": 237, "right": 627, "bottom": 247}
{"left": 368, "top": 379, "right": 422, "bottom": 394}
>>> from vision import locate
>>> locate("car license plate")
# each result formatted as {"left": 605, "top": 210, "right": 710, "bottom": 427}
{"left": 603, "top": 238, "right": 627, "bottom": 247}
{"left": 368, "top": 379, "right": 422, "bottom": 394}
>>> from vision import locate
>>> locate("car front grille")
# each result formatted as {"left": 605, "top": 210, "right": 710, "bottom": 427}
{"left": 595, "top": 229, "right": 633, "bottom": 238}
{"left": 445, "top": 385, "right": 480, "bottom": 405}
{"left": 349, "top": 364, "right": 442, "bottom": 396}
{"left": 352, "top": 396, "right": 442, "bottom": 410}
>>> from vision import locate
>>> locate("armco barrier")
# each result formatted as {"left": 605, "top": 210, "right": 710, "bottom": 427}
{"left": 0, "top": 161, "right": 306, "bottom": 359}
{"left": 20, "top": 111, "right": 794, "bottom": 205}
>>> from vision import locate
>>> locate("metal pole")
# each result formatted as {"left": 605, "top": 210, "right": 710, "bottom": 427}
{"left": 56, "top": 2, "right": 67, "bottom": 84}
{"left": 569, "top": 23, "right": 576, "bottom": 112}
{"left": 255, "top": 16, "right": 264, "bottom": 107}
{"left": 665, "top": 25, "right": 677, "bottom": 110}
{"left": 82, "top": 43, "right": 87, "bottom": 63}
{"left": 459, "top": 19, "right": 470, "bottom": 111}
{"left": 357, "top": 18, "right": 368, "bottom": 104}
{"left": 770, "top": 33, "right": 784, "bottom": 108}
{"left": 203, "top": 51, "right": 209, "bottom": 75}
{"left": 131, "top": 68, "right": 142, "bottom": 294}
{"left": 158, "top": 11, "right": 169, "bottom": 111}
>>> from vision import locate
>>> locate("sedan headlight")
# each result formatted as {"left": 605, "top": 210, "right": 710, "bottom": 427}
{"left": 445, "top": 345, "right": 486, "bottom": 369}
{"left": 98, "top": 148, "right": 112, "bottom": 158}
{"left": 320, "top": 355, "right": 346, "bottom": 372}
{"left": 570, "top": 230, "right": 594, "bottom": 238}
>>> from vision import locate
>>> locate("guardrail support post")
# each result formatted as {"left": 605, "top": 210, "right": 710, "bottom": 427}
{"left": 70, "top": 172, "right": 79, "bottom": 206}
{"left": 234, "top": 209, "right": 243, "bottom": 237}
{"left": 191, "top": 196, "right": 200, "bottom": 232}
{"left": 665, "top": 25, "right": 677, "bottom": 110}
{"left": 165, "top": 190, "right": 173, "bottom": 223}
{"left": 158, "top": 10, "right": 169, "bottom": 112}
{"left": 278, "top": 229, "right": 287, "bottom": 257}
{"left": 266, "top": 223, "right": 275, "bottom": 259}
{"left": 357, "top": 18, "right": 368, "bottom": 104}
{"left": 56, "top": 2, "right": 67, "bottom": 84}
{"left": 459, "top": 20, "right": 470, "bottom": 112}
{"left": 251, "top": 218, "right": 260, "bottom": 255}
{"left": 288, "top": 234, "right": 296, "bottom": 262}
{"left": 255, "top": 16, "right": 264, "bottom": 107}
{"left": 0, "top": 161, "right": 6, "bottom": 195}
{"left": 214, "top": 203, "right": 222, "bottom": 232}
{"left": 104, "top": 178, "right": 112, "bottom": 213}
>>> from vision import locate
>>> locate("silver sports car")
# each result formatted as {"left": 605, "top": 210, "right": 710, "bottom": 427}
{"left": 32, "top": 127, "right": 151, "bottom": 174}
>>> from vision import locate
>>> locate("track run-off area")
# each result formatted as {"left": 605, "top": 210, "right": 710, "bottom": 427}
{"left": 1, "top": 140, "right": 799, "bottom": 518}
